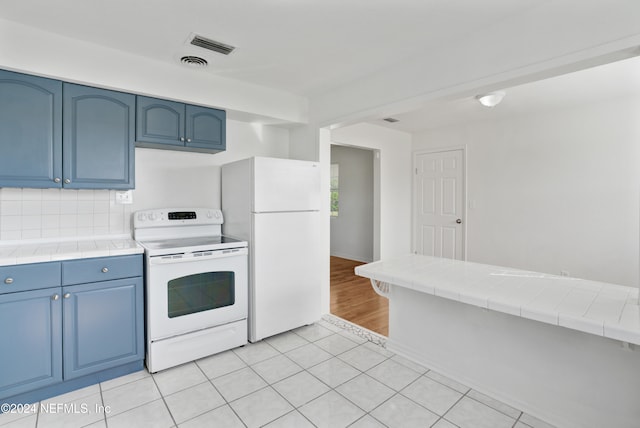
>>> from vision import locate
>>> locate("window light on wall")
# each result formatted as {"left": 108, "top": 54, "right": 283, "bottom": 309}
{"left": 330, "top": 163, "right": 339, "bottom": 217}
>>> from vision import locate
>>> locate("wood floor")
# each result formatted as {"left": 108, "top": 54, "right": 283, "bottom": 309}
{"left": 330, "top": 256, "right": 389, "bottom": 336}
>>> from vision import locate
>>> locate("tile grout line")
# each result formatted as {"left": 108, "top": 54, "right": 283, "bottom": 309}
{"left": 216, "top": 328, "right": 379, "bottom": 427}
{"left": 148, "top": 372, "right": 179, "bottom": 428}
{"left": 464, "top": 392, "right": 523, "bottom": 423}
{"left": 435, "top": 388, "right": 470, "bottom": 427}
{"left": 302, "top": 340, "right": 398, "bottom": 424}
{"left": 237, "top": 335, "right": 320, "bottom": 427}
{"left": 194, "top": 360, "right": 249, "bottom": 428}
{"left": 98, "top": 383, "right": 108, "bottom": 428}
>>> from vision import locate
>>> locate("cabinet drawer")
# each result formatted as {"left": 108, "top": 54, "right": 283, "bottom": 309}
{"left": 62, "top": 255, "right": 142, "bottom": 285}
{"left": 0, "top": 262, "right": 61, "bottom": 294}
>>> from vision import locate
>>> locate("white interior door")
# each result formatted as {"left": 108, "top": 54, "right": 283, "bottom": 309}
{"left": 413, "top": 149, "right": 465, "bottom": 259}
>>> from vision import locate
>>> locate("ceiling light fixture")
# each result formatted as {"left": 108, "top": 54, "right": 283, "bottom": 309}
{"left": 476, "top": 91, "right": 505, "bottom": 107}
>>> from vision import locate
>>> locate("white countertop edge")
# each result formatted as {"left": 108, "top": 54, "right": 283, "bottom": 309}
{"left": 0, "top": 234, "right": 135, "bottom": 247}
{"left": 356, "top": 255, "right": 640, "bottom": 345}
{"left": 0, "top": 235, "right": 143, "bottom": 266}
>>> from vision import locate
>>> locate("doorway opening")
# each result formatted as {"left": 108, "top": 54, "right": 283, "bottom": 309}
{"left": 328, "top": 144, "right": 387, "bottom": 336}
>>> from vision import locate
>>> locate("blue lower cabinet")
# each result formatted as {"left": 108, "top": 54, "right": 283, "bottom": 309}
{"left": 63, "top": 277, "right": 144, "bottom": 379}
{"left": 0, "top": 288, "right": 63, "bottom": 400}
{"left": 0, "top": 255, "right": 144, "bottom": 407}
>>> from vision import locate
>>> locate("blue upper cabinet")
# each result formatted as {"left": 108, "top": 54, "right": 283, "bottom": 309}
{"left": 186, "top": 105, "right": 226, "bottom": 152}
{"left": 0, "top": 71, "right": 135, "bottom": 190}
{"left": 136, "top": 96, "right": 185, "bottom": 148}
{"left": 63, "top": 84, "right": 135, "bottom": 189}
{"left": 0, "top": 70, "right": 63, "bottom": 188}
{"left": 136, "top": 96, "right": 226, "bottom": 154}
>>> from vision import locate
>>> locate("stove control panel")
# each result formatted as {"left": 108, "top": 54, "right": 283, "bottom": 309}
{"left": 168, "top": 211, "right": 197, "bottom": 220}
{"left": 133, "top": 208, "right": 223, "bottom": 228}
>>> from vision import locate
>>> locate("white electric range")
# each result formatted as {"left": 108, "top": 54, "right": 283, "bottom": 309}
{"left": 133, "top": 208, "right": 248, "bottom": 373}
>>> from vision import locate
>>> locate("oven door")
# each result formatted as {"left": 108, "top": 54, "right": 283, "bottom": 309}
{"left": 146, "top": 247, "right": 248, "bottom": 341}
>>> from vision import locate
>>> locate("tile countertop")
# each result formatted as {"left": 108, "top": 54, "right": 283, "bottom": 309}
{"left": 355, "top": 254, "right": 640, "bottom": 346}
{"left": 0, "top": 235, "right": 143, "bottom": 266}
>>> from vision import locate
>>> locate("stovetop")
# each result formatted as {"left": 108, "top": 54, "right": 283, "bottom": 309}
{"left": 137, "top": 235, "right": 247, "bottom": 257}
{"left": 139, "top": 235, "right": 245, "bottom": 251}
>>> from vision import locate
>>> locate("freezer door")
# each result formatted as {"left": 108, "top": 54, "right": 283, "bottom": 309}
{"left": 253, "top": 157, "right": 321, "bottom": 212}
{"left": 250, "top": 211, "right": 321, "bottom": 341}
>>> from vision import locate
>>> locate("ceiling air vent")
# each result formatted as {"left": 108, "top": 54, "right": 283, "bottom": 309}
{"left": 383, "top": 117, "right": 399, "bottom": 123}
{"left": 180, "top": 56, "right": 208, "bottom": 67}
{"left": 190, "top": 35, "right": 236, "bottom": 56}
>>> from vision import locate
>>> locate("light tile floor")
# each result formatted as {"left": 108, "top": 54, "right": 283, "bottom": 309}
{"left": 0, "top": 318, "right": 556, "bottom": 428}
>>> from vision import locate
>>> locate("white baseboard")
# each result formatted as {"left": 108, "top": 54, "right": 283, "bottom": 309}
{"left": 330, "top": 251, "right": 373, "bottom": 263}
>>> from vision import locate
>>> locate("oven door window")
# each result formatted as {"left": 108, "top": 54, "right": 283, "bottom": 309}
{"left": 167, "top": 271, "right": 235, "bottom": 318}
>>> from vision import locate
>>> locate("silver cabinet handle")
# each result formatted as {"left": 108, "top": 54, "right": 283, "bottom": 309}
{"left": 63, "top": 293, "right": 71, "bottom": 299}
{"left": 186, "top": 138, "right": 192, "bottom": 143}
{"left": 456, "top": 219, "right": 462, "bottom": 224}
{"left": 64, "top": 179, "right": 71, "bottom": 184}
{"left": 180, "top": 137, "right": 185, "bottom": 142}
{"left": 54, "top": 177, "right": 61, "bottom": 183}
{"left": 102, "top": 267, "right": 109, "bottom": 273}
{"left": 4, "top": 277, "right": 14, "bottom": 284}
{"left": 52, "top": 294, "right": 60, "bottom": 301}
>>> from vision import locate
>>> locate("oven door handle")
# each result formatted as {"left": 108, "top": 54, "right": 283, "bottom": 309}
{"left": 149, "top": 247, "right": 248, "bottom": 265}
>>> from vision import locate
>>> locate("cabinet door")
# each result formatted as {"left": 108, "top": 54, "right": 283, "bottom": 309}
{"left": 0, "top": 288, "right": 62, "bottom": 399}
{"left": 63, "top": 83, "right": 135, "bottom": 189}
{"left": 63, "top": 277, "right": 143, "bottom": 380}
{"left": 185, "top": 105, "right": 226, "bottom": 152}
{"left": 136, "top": 96, "right": 185, "bottom": 147}
{"left": 0, "top": 70, "right": 62, "bottom": 188}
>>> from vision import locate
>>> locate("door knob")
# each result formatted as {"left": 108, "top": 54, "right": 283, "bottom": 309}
{"left": 456, "top": 219, "right": 462, "bottom": 224}
{"left": 64, "top": 179, "right": 71, "bottom": 184}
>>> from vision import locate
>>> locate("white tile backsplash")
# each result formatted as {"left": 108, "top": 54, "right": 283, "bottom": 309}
{"left": 22, "top": 215, "right": 42, "bottom": 230}
{"left": 22, "top": 200, "right": 42, "bottom": 215}
{"left": 2, "top": 200, "right": 21, "bottom": 215}
{"left": 1, "top": 215, "right": 21, "bottom": 231}
{"left": 78, "top": 200, "right": 94, "bottom": 214}
{"left": 0, "top": 188, "right": 132, "bottom": 240}
{"left": 43, "top": 200, "right": 61, "bottom": 214}
{"left": 0, "top": 188, "right": 23, "bottom": 201}
{"left": 21, "top": 188, "right": 43, "bottom": 200}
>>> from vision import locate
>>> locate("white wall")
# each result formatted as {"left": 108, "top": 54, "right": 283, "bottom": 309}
{"left": 330, "top": 123, "right": 412, "bottom": 260}
{"left": 0, "top": 120, "right": 290, "bottom": 241}
{"left": 330, "top": 145, "right": 374, "bottom": 262}
{"left": 132, "top": 120, "right": 290, "bottom": 212}
{"left": 413, "top": 96, "right": 640, "bottom": 287}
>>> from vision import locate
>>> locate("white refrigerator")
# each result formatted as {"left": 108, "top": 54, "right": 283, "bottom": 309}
{"left": 221, "top": 157, "right": 322, "bottom": 342}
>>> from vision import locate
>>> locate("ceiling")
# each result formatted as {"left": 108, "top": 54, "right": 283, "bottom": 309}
{"left": 367, "top": 54, "right": 640, "bottom": 133}
{"left": 0, "top": 0, "right": 542, "bottom": 97}
{"left": 2, "top": 1, "right": 639, "bottom": 133}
